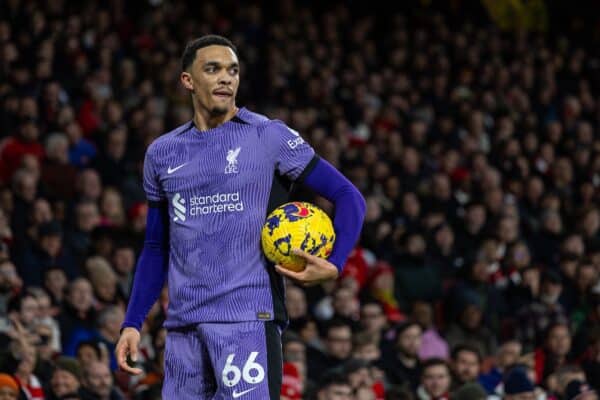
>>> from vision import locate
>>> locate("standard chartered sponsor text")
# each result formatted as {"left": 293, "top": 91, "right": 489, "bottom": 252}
{"left": 189, "top": 192, "right": 244, "bottom": 216}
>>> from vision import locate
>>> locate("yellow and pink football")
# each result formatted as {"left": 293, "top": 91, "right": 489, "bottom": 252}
{"left": 261, "top": 202, "right": 335, "bottom": 272}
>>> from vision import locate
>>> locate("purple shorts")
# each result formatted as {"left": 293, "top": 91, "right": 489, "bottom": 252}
{"left": 162, "top": 321, "right": 282, "bottom": 399}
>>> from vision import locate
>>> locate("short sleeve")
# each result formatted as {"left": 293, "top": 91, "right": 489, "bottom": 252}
{"left": 269, "top": 121, "right": 315, "bottom": 181}
{"left": 143, "top": 146, "right": 165, "bottom": 203}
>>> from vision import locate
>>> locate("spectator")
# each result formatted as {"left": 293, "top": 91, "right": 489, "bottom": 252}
{"left": 503, "top": 366, "right": 537, "bottom": 400}
{"left": 569, "top": 259, "right": 599, "bottom": 321}
{"left": 416, "top": 358, "right": 452, "bottom": 400}
{"left": 76, "top": 341, "right": 106, "bottom": 368}
{"left": 550, "top": 365, "right": 587, "bottom": 399}
{"left": 412, "top": 300, "right": 449, "bottom": 361}
{"left": 40, "top": 132, "right": 77, "bottom": 201}
{"left": 532, "top": 209, "right": 564, "bottom": 269}
{"left": 342, "top": 359, "right": 384, "bottom": 400}
{"left": 65, "top": 305, "right": 124, "bottom": 371}
{"left": 455, "top": 202, "right": 487, "bottom": 265}
{"left": 75, "top": 169, "right": 102, "bottom": 203}
{"left": 381, "top": 321, "right": 423, "bottom": 390}
{"left": 289, "top": 316, "right": 323, "bottom": 353}
{"left": 445, "top": 294, "right": 496, "bottom": 358}
{"left": 352, "top": 332, "right": 381, "bottom": 364}
{"left": 282, "top": 333, "right": 307, "bottom": 390}
{"left": 58, "top": 278, "right": 96, "bottom": 352}
{"left": 92, "top": 125, "right": 130, "bottom": 188}
{"left": 66, "top": 200, "right": 101, "bottom": 266}
{"left": 110, "top": 242, "right": 135, "bottom": 299}
{"left": 331, "top": 286, "right": 360, "bottom": 329}
{"left": 446, "top": 259, "right": 507, "bottom": 334}
{"left": 43, "top": 267, "right": 68, "bottom": 308}
{"left": 580, "top": 332, "right": 600, "bottom": 391}
{"left": 0, "top": 117, "right": 44, "bottom": 185}
{"left": 286, "top": 285, "right": 308, "bottom": 323}
{"left": 27, "top": 287, "right": 61, "bottom": 353}
{"left": 564, "top": 380, "right": 597, "bottom": 400}
{"left": 0, "top": 260, "right": 22, "bottom": 316}
{"left": 80, "top": 361, "right": 124, "bottom": 400}
{"left": 306, "top": 319, "right": 353, "bottom": 382}
{"left": 10, "top": 169, "right": 40, "bottom": 244}
{"left": 451, "top": 382, "right": 487, "bottom": 400}
{"left": 450, "top": 344, "right": 482, "bottom": 388}
{"left": 516, "top": 270, "right": 568, "bottom": 350}
{"left": 313, "top": 371, "right": 352, "bottom": 400}
{"left": 366, "top": 262, "right": 404, "bottom": 323}
{"left": 307, "top": 320, "right": 352, "bottom": 381}
{"left": 535, "top": 322, "right": 573, "bottom": 385}
{"left": 393, "top": 232, "right": 443, "bottom": 309}
{"left": 65, "top": 120, "right": 96, "bottom": 169}
{"left": 17, "top": 220, "right": 78, "bottom": 287}
{"left": 505, "top": 265, "right": 540, "bottom": 312}
{"left": 0, "top": 373, "right": 20, "bottom": 400}
{"left": 280, "top": 362, "right": 302, "bottom": 400}
{"left": 478, "top": 340, "right": 522, "bottom": 394}
{"left": 4, "top": 318, "right": 45, "bottom": 399}
{"left": 48, "top": 357, "right": 82, "bottom": 400}
{"left": 427, "top": 223, "right": 462, "bottom": 278}
{"left": 7, "top": 292, "right": 39, "bottom": 334}
{"left": 99, "top": 188, "right": 126, "bottom": 228}
{"left": 85, "top": 256, "right": 120, "bottom": 308}
{"left": 359, "top": 301, "right": 388, "bottom": 347}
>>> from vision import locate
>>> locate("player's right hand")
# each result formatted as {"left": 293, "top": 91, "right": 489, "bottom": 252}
{"left": 116, "top": 327, "right": 143, "bottom": 375}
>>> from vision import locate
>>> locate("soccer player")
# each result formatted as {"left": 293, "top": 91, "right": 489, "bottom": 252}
{"left": 115, "top": 35, "right": 366, "bottom": 399}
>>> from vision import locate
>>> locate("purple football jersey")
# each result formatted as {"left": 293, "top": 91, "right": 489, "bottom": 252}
{"left": 143, "top": 108, "right": 314, "bottom": 328}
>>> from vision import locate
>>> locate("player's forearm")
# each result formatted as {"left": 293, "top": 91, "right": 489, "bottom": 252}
{"left": 122, "top": 205, "right": 169, "bottom": 331}
{"left": 302, "top": 157, "right": 366, "bottom": 272}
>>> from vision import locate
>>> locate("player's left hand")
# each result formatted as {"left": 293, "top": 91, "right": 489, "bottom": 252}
{"left": 275, "top": 249, "right": 338, "bottom": 286}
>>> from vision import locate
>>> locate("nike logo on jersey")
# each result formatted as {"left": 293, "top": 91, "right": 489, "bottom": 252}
{"left": 167, "top": 163, "right": 188, "bottom": 174}
{"left": 232, "top": 387, "right": 256, "bottom": 398}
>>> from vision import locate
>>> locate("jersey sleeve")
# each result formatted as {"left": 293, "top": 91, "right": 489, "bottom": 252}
{"left": 269, "top": 120, "right": 315, "bottom": 181}
{"left": 143, "top": 145, "right": 165, "bottom": 203}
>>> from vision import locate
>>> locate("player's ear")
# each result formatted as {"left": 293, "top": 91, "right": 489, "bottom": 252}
{"left": 180, "top": 72, "right": 194, "bottom": 92}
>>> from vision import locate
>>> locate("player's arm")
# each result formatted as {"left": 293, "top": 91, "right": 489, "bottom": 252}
{"left": 116, "top": 146, "right": 169, "bottom": 375}
{"left": 122, "top": 204, "right": 169, "bottom": 331}
{"left": 275, "top": 157, "right": 366, "bottom": 285}
{"left": 266, "top": 120, "right": 365, "bottom": 284}
{"left": 301, "top": 156, "right": 366, "bottom": 270}
{"left": 116, "top": 204, "right": 169, "bottom": 374}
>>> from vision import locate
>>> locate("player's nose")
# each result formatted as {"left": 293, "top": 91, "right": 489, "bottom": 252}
{"left": 218, "top": 74, "right": 232, "bottom": 85}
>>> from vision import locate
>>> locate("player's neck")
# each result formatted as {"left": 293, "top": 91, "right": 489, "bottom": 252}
{"left": 193, "top": 105, "right": 239, "bottom": 131}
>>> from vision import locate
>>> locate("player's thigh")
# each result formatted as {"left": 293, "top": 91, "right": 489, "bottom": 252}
{"left": 162, "top": 328, "right": 217, "bottom": 399}
{"left": 202, "top": 321, "right": 282, "bottom": 400}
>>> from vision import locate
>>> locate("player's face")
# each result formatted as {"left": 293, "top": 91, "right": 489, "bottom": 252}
{"left": 182, "top": 45, "right": 239, "bottom": 116}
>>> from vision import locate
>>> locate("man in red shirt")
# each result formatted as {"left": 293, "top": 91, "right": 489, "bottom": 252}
{"left": 0, "top": 117, "right": 44, "bottom": 184}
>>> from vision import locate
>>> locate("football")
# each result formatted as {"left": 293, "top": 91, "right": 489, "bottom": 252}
{"left": 261, "top": 202, "right": 335, "bottom": 272}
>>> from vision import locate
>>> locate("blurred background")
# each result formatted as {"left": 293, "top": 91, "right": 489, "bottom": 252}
{"left": 0, "top": 0, "right": 599, "bottom": 399}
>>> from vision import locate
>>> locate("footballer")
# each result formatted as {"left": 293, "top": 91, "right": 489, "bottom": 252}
{"left": 115, "top": 34, "right": 366, "bottom": 399}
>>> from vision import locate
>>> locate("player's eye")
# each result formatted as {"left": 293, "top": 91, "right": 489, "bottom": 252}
{"left": 205, "top": 66, "right": 217, "bottom": 73}
{"left": 229, "top": 67, "right": 239, "bottom": 75}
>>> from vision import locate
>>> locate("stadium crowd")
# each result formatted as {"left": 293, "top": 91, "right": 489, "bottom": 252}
{"left": 0, "top": 0, "right": 599, "bottom": 399}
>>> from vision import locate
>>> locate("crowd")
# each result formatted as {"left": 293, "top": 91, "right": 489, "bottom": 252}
{"left": 0, "top": 0, "right": 599, "bottom": 399}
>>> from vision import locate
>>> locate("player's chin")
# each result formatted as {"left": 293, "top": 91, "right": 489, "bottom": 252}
{"left": 209, "top": 105, "right": 229, "bottom": 116}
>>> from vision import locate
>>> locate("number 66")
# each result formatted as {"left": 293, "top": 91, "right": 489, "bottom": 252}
{"left": 222, "top": 352, "right": 265, "bottom": 387}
